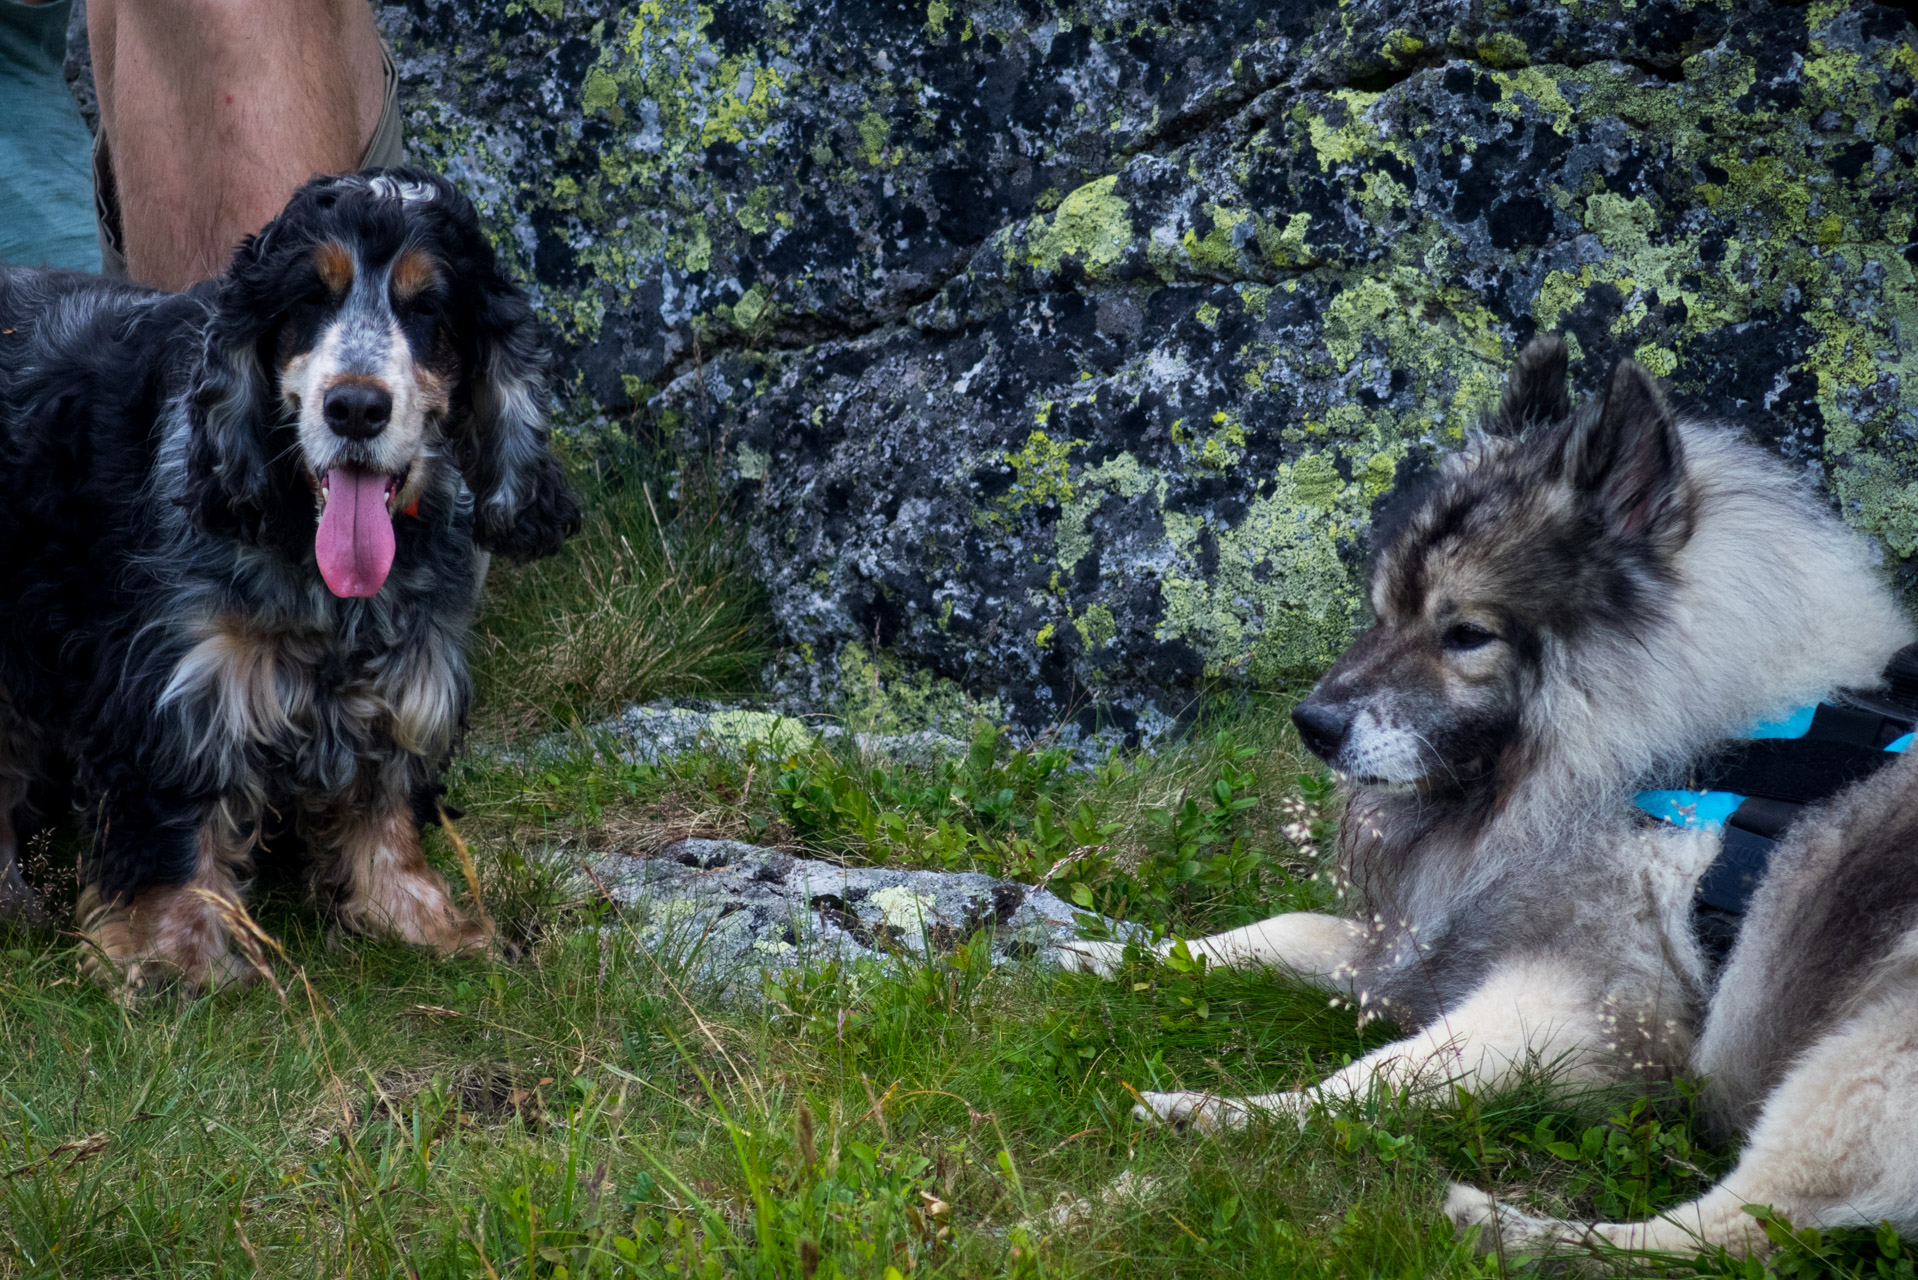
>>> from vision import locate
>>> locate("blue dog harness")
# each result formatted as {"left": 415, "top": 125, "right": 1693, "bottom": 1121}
{"left": 1636, "top": 647, "right": 1918, "bottom": 967}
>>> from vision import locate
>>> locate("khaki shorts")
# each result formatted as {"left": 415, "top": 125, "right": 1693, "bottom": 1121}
{"left": 93, "top": 42, "right": 405, "bottom": 281}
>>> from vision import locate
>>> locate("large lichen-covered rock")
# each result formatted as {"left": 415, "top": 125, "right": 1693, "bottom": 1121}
{"left": 383, "top": 0, "right": 1918, "bottom": 736}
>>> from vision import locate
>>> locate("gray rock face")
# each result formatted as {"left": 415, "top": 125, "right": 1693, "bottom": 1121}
{"left": 381, "top": 0, "right": 1918, "bottom": 734}
{"left": 579, "top": 837, "right": 1136, "bottom": 976}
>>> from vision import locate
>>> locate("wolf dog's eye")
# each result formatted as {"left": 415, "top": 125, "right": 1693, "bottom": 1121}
{"left": 1442, "top": 622, "right": 1499, "bottom": 652}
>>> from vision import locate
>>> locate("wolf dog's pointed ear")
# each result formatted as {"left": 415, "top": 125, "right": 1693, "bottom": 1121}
{"left": 1564, "top": 359, "right": 1690, "bottom": 543}
{"left": 1491, "top": 335, "right": 1570, "bottom": 435}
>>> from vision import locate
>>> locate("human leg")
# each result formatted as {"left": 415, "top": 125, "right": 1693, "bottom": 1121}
{"left": 87, "top": 0, "right": 384, "bottom": 288}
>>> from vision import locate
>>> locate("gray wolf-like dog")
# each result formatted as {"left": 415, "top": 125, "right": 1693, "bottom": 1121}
{"left": 1062, "top": 336, "right": 1918, "bottom": 1255}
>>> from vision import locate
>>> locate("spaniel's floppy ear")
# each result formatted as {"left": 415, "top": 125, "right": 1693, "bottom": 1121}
{"left": 182, "top": 233, "right": 279, "bottom": 541}
{"left": 454, "top": 275, "right": 581, "bottom": 562}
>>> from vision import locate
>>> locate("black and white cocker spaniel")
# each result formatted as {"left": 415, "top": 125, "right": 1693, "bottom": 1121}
{"left": 0, "top": 168, "right": 579, "bottom": 991}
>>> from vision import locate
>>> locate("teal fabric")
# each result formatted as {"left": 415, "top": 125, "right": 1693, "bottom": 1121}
{"left": 1634, "top": 704, "right": 1915, "bottom": 832}
{"left": 0, "top": 0, "right": 98, "bottom": 272}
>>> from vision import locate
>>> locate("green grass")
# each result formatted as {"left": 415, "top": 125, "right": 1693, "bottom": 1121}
{"left": 469, "top": 431, "right": 768, "bottom": 743}
{"left": 0, "top": 828, "right": 1900, "bottom": 1279}
{"left": 0, "top": 445, "right": 1911, "bottom": 1277}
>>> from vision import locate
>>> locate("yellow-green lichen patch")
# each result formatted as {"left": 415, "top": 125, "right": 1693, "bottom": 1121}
{"left": 1288, "top": 452, "right": 1341, "bottom": 509}
{"left": 1379, "top": 29, "right": 1426, "bottom": 65}
{"left": 857, "top": 110, "right": 891, "bottom": 164}
{"left": 1054, "top": 451, "right": 1163, "bottom": 574}
{"left": 835, "top": 643, "right": 1000, "bottom": 735}
{"left": 736, "top": 443, "right": 770, "bottom": 480}
{"left": 870, "top": 886, "right": 937, "bottom": 932}
{"left": 1836, "top": 449, "right": 1918, "bottom": 560}
{"left": 1074, "top": 604, "right": 1117, "bottom": 650}
{"left": 607, "top": 1, "right": 792, "bottom": 157}
{"left": 731, "top": 282, "right": 776, "bottom": 334}
{"left": 1256, "top": 211, "right": 1317, "bottom": 268}
{"left": 1315, "top": 267, "right": 1507, "bottom": 436}
{"left": 706, "top": 709, "right": 811, "bottom": 753}
{"left": 1321, "top": 277, "right": 1397, "bottom": 368}
{"left": 499, "top": 0, "right": 816, "bottom": 344}
{"left": 1475, "top": 32, "right": 1530, "bottom": 68}
{"left": 1155, "top": 458, "right": 1370, "bottom": 683}
{"left": 1358, "top": 448, "right": 1402, "bottom": 502}
{"left": 1182, "top": 204, "right": 1250, "bottom": 272}
{"left": 1298, "top": 90, "right": 1414, "bottom": 173}
{"left": 1173, "top": 410, "right": 1248, "bottom": 473}
{"left": 1023, "top": 175, "right": 1133, "bottom": 276}
{"left": 734, "top": 185, "right": 778, "bottom": 235}
{"left": 1583, "top": 191, "right": 1658, "bottom": 249}
{"left": 581, "top": 67, "right": 620, "bottom": 113}
{"left": 1489, "top": 67, "right": 1575, "bottom": 133}
{"left": 1355, "top": 168, "right": 1412, "bottom": 220}
{"left": 1632, "top": 343, "right": 1678, "bottom": 379}
{"left": 1809, "top": 309, "right": 1896, "bottom": 457}
{"left": 1000, "top": 428, "right": 1085, "bottom": 511}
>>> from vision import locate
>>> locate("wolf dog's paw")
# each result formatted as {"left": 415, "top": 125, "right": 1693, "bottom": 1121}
{"left": 1444, "top": 1184, "right": 1502, "bottom": 1251}
{"left": 1133, "top": 1090, "right": 1246, "bottom": 1131}
{"left": 1444, "top": 1183, "right": 1572, "bottom": 1254}
{"left": 1132, "top": 1089, "right": 1311, "bottom": 1132}
{"left": 1053, "top": 939, "right": 1133, "bottom": 979}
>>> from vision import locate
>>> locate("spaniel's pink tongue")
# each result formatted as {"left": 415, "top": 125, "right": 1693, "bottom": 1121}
{"left": 315, "top": 467, "right": 395, "bottom": 598}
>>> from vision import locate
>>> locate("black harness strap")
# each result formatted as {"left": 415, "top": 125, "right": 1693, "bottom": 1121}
{"left": 1682, "top": 645, "right": 1918, "bottom": 971}
{"left": 1693, "top": 705, "right": 1908, "bottom": 803}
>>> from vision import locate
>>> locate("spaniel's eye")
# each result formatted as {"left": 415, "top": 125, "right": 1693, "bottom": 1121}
{"left": 1442, "top": 622, "right": 1499, "bottom": 652}
{"left": 393, "top": 288, "right": 442, "bottom": 317}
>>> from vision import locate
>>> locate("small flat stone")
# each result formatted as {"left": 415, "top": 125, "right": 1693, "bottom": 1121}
{"left": 571, "top": 838, "right": 1140, "bottom": 979}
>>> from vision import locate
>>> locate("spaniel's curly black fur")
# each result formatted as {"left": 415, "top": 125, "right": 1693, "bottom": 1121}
{"left": 0, "top": 169, "right": 578, "bottom": 990}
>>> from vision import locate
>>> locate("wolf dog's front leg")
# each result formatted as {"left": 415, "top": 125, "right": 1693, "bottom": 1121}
{"left": 1139, "top": 956, "right": 1606, "bottom": 1131}
{"left": 1449, "top": 973, "right": 1918, "bottom": 1259}
{"left": 324, "top": 809, "right": 493, "bottom": 955}
{"left": 1058, "top": 911, "right": 1365, "bottom": 989}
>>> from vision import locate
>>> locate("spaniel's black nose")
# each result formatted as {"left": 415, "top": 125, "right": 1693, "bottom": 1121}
{"left": 1291, "top": 700, "right": 1350, "bottom": 761}
{"left": 323, "top": 381, "right": 392, "bottom": 440}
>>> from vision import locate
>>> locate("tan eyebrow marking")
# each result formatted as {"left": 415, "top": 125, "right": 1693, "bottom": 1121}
{"left": 314, "top": 240, "right": 355, "bottom": 295}
{"left": 390, "top": 247, "right": 443, "bottom": 304}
